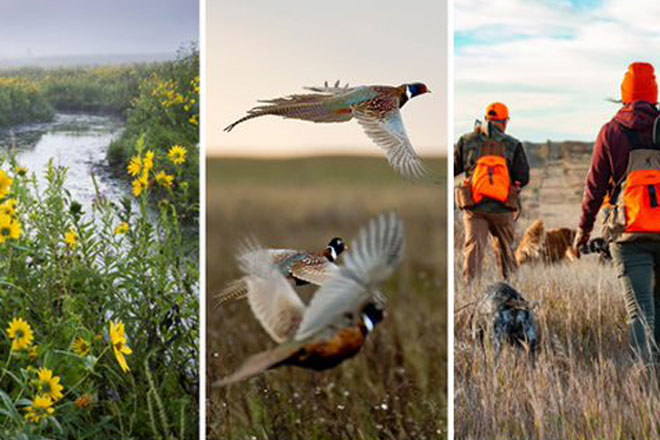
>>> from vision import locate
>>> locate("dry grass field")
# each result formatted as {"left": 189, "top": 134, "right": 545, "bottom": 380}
{"left": 206, "top": 156, "right": 447, "bottom": 439}
{"left": 454, "top": 158, "right": 660, "bottom": 440}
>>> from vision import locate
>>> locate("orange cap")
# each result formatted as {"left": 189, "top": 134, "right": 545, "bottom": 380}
{"left": 485, "top": 102, "right": 509, "bottom": 121}
{"left": 621, "top": 62, "right": 658, "bottom": 104}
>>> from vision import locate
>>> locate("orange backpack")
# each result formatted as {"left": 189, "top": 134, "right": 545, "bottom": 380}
{"left": 605, "top": 121, "right": 660, "bottom": 239}
{"left": 471, "top": 141, "right": 511, "bottom": 203}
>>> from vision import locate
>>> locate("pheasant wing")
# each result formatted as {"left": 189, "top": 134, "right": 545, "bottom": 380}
{"left": 353, "top": 108, "right": 427, "bottom": 180}
{"left": 237, "top": 240, "right": 306, "bottom": 343}
{"left": 289, "top": 257, "right": 338, "bottom": 286}
{"left": 294, "top": 212, "right": 405, "bottom": 340}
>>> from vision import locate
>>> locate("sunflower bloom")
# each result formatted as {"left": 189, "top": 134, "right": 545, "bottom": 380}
{"left": 155, "top": 171, "right": 174, "bottom": 188}
{"left": 28, "top": 345, "right": 39, "bottom": 361}
{"left": 0, "top": 170, "right": 12, "bottom": 198}
{"left": 168, "top": 145, "right": 187, "bottom": 165}
{"left": 64, "top": 228, "right": 78, "bottom": 249}
{"left": 143, "top": 151, "right": 155, "bottom": 173}
{"left": 24, "top": 395, "right": 54, "bottom": 423}
{"left": 0, "top": 198, "right": 18, "bottom": 217}
{"left": 132, "top": 177, "right": 148, "bottom": 198}
{"left": 127, "top": 156, "right": 142, "bottom": 177}
{"left": 0, "top": 201, "right": 15, "bottom": 218}
{"left": 109, "top": 321, "right": 132, "bottom": 373}
{"left": 114, "top": 222, "right": 130, "bottom": 236}
{"left": 0, "top": 214, "right": 21, "bottom": 244}
{"left": 37, "top": 368, "right": 64, "bottom": 401}
{"left": 7, "top": 317, "right": 34, "bottom": 351}
{"left": 72, "top": 337, "right": 91, "bottom": 356}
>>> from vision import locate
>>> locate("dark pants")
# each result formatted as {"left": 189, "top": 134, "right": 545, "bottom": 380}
{"left": 611, "top": 240, "right": 660, "bottom": 361}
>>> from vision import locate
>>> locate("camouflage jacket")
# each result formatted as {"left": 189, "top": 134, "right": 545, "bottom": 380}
{"left": 454, "top": 123, "right": 530, "bottom": 212}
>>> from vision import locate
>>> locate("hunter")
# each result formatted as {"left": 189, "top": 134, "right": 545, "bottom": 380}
{"left": 454, "top": 102, "right": 530, "bottom": 285}
{"left": 575, "top": 62, "right": 660, "bottom": 361}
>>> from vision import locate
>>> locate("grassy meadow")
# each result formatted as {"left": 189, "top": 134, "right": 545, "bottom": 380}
{"left": 207, "top": 156, "right": 447, "bottom": 439}
{"left": 454, "top": 157, "right": 660, "bottom": 439}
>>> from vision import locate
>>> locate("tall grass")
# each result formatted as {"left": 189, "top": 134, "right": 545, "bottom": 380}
{"left": 206, "top": 157, "right": 447, "bottom": 439}
{"left": 454, "top": 195, "right": 660, "bottom": 439}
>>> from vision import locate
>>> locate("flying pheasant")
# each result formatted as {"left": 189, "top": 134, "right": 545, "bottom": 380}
{"left": 215, "top": 237, "right": 346, "bottom": 306}
{"left": 214, "top": 212, "right": 405, "bottom": 386}
{"left": 224, "top": 81, "right": 430, "bottom": 180}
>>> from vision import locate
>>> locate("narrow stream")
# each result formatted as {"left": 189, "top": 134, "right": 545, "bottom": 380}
{"left": 0, "top": 113, "right": 126, "bottom": 212}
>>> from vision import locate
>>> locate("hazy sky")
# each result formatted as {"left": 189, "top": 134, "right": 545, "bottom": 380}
{"left": 0, "top": 0, "right": 198, "bottom": 59}
{"left": 455, "top": 0, "right": 660, "bottom": 142}
{"left": 207, "top": 0, "right": 447, "bottom": 157}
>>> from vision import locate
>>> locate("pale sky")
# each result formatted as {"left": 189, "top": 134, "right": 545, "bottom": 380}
{"left": 0, "top": 0, "right": 198, "bottom": 60}
{"left": 455, "top": 0, "right": 660, "bottom": 142}
{"left": 207, "top": 0, "right": 447, "bottom": 157}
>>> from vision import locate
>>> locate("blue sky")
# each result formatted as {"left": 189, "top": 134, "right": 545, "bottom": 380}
{"left": 454, "top": 0, "right": 660, "bottom": 142}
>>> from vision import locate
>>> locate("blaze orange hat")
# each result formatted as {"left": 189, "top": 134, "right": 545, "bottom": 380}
{"left": 485, "top": 102, "right": 509, "bottom": 121}
{"left": 621, "top": 62, "right": 658, "bottom": 104}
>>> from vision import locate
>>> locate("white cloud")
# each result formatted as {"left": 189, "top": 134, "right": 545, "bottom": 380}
{"left": 455, "top": 0, "right": 660, "bottom": 142}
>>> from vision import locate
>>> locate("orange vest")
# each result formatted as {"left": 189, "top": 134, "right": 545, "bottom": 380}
{"left": 471, "top": 140, "right": 511, "bottom": 204}
{"left": 616, "top": 128, "right": 660, "bottom": 233}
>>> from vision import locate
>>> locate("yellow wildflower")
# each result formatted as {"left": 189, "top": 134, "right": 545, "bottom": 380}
{"left": 7, "top": 317, "right": 34, "bottom": 351}
{"left": 127, "top": 156, "right": 142, "bottom": 177}
{"left": 72, "top": 337, "right": 91, "bottom": 356}
{"left": 64, "top": 228, "right": 78, "bottom": 249}
{"left": 114, "top": 222, "right": 130, "bottom": 235}
{"left": 0, "top": 170, "right": 12, "bottom": 198}
{"left": 188, "top": 115, "right": 198, "bottom": 126}
{"left": 109, "top": 321, "right": 132, "bottom": 373}
{"left": 132, "top": 177, "right": 148, "bottom": 198}
{"left": 0, "top": 198, "right": 18, "bottom": 217}
{"left": 36, "top": 368, "right": 64, "bottom": 401}
{"left": 29, "top": 345, "right": 39, "bottom": 361}
{"left": 74, "top": 393, "right": 93, "bottom": 409}
{"left": 143, "top": 151, "right": 155, "bottom": 173}
{"left": 168, "top": 145, "right": 187, "bottom": 165}
{"left": 24, "top": 395, "right": 54, "bottom": 423}
{"left": 0, "top": 214, "right": 21, "bottom": 243}
{"left": 155, "top": 171, "right": 174, "bottom": 188}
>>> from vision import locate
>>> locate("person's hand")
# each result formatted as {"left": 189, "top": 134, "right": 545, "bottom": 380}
{"left": 573, "top": 228, "right": 590, "bottom": 257}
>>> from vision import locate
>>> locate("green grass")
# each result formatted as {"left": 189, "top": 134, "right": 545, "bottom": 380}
{"left": 207, "top": 156, "right": 447, "bottom": 439}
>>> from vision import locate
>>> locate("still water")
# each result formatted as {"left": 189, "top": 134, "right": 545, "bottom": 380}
{"left": 0, "top": 113, "right": 127, "bottom": 212}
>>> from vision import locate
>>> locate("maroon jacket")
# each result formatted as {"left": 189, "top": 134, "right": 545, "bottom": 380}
{"left": 579, "top": 102, "right": 659, "bottom": 234}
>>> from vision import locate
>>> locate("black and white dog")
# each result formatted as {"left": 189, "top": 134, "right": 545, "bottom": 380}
{"left": 478, "top": 282, "right": 539, "bottom": 365}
